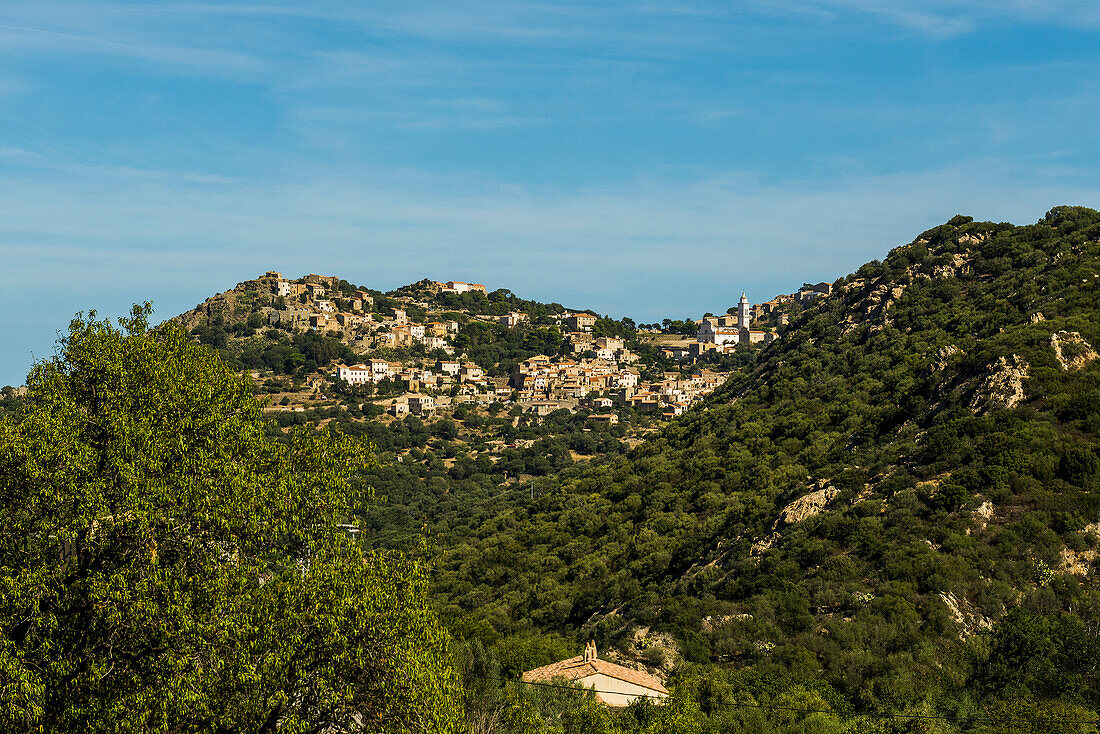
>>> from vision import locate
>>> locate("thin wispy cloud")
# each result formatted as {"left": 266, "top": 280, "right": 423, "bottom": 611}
{"left": 751, "top": 0, "right": 1100, "bottom": 36}
{"left": 2, "top": 155, "right": 1093, "bottom": 291}
{"left": 1, "top": 0, "right": 1098, "bottom": 385}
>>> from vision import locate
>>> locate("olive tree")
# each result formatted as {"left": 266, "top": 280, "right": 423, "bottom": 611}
{"left": 0, "top": 305, "right": 461, "bottom": 733}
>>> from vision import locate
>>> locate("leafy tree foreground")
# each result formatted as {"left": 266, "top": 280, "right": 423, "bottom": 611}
{"left": 0, "top": 306, "right": 461, "bottom": 732}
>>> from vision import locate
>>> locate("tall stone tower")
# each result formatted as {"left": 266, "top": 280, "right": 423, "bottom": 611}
{"left": 737, "top": 292, "right": 751, "bottom": 330}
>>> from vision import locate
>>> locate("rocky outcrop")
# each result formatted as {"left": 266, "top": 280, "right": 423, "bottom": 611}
{"left": 1059, "top": 546, "right": 1096, "bottom": 576}
{"left": 931, "top": 253, "right": 973, "bottom": 279}
{"left": 749, "top": 532, "right": 780, "bottom": 558}
{"left": 777, "top": 485, "right": 840, "bottom": 525}
{"left": 1050, "top": 331, "right": 1097, "bottom": 372}
{"left": 600, "top": 626, "right": 678, "bottom": 678}
{"left": 933, "top": 345, "right": 961, "bottom": 371}
{"left": 751, "top": 483, "right": 843, "bottom": 559}
{"left": 957, "top": 233, "right": 987, "bottom": 247}
{"left": 702, "top": 613, "right": 752, "bottom": 632}
{"left": 938, "top": 591, "right": 992, "bottom": 638}
{"left": 968, "top": 355, "right": 1028, "bottom": 414}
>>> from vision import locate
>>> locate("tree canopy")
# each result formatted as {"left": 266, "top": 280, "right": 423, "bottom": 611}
{"left": 0, "top": 305, "right": 461, "bottom": 732}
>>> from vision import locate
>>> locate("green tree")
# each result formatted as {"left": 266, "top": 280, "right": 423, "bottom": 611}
{"left": 0, "top": 305, "right": 461, "bottom": 732}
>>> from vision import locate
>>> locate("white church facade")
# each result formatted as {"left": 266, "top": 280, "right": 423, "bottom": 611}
{"left": 694, "top": 293, "right": 777, "bottom": 354}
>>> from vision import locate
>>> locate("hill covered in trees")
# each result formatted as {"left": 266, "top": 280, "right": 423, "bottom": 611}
{"left": 394, "top": 207, "right": 1100, "bottom": 728}
{"left": 7, "top": 208, "right": 1100, "bottom": 732}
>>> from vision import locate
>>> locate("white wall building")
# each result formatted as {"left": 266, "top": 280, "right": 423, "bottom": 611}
{"left": 370, "top": 359, "right": 395, "bottom": 382}
{"left": 336, "top": 364, "right": 372, "bottom": 385}
{"left": 522, "top": 643, "right": 668, "bottom": 708}
{"left": 697, "top": 292, "right": 753, "bottom": 347}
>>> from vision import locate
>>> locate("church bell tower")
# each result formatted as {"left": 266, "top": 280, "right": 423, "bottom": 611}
{"left": 737, "top": 292, "right": 750, "bottom": 330}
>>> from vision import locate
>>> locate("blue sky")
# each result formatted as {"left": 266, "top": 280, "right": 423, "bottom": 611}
{"left": 3, "top": 1, "right": 1100, "bottom": 386}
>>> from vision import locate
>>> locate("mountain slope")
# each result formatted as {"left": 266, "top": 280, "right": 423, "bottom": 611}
{"left": 420, "top": 207, "right": 1100, "bottom": 712}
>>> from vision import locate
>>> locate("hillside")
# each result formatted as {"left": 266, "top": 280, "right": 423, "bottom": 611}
{"left": 6, "top": 209, "right": 1099, "bottom": 730}
{"left": 407, "top": 207, "right": 1100, "bottom": 723}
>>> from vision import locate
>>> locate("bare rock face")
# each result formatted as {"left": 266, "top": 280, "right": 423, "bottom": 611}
{"left": 938, "top": 592, "right": 992, "bottom": 638}
{"left": 933, "top": 345, "right": 961, "bottom": 371}
{"left": 968, "top": 355, "right": 1029, "bottom": 414}
{"left": 957, "top": 233, "right": 987, "bottom": 247}
{"left": 973, "top": 500, "right": 994, "bottom": 521}
{"left": 1059, "top": 546, "right": 1096, "bottom": 576}
{"left": 175, "top": 289, "right": 242, "bottom": 330}
{"left": 1050, "top": 331, "right": 1098, "bottom": 372}
{"left": 599, "top": 627, "right": 678, "bottom": 679}
{"left": 1030, "top": 312, "right": 1046, "bottom": 324}
{"left": 702, "top": 613, "right": 752, "bottom": 632}
{"left": 778, "top": 486, "right": 840, "bottom": 525}
{"left": 749, "top": 532, "right": 780, "bottom": 558}
{"left": 971, "top": 499, "right": 995, "bottom": 533}
{"left": 925, "top": 250, "right": 974, "bottom": 279}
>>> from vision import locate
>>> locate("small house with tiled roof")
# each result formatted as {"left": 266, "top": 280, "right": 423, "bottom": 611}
{"left": 521, "top": 642, "right": 668, "bottom": 707}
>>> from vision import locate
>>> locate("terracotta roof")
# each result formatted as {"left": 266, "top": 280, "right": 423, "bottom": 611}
{"left": 522, "top": 655, "right": 668, "bottom": 694}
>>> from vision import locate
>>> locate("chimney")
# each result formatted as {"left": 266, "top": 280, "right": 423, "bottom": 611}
{"left": 584, "top": 640, "right": 597, "bottom": 662}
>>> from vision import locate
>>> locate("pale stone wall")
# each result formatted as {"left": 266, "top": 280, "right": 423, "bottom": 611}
{"left": 576, "top": 673, "right": 667, "bottom": 708}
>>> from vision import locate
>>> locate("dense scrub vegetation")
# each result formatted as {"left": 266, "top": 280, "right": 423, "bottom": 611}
{"left": 0, "top": 386, "right": 25, "bottom": 420}
{"left": 190, "top": 322, "right": 358, "bottom": 376}
{"left": 453, "top": 321, "right": 570, "bottom": 374}
{"left": 339, "top": 408, "right": 633, "bottom": 551}
{"left": 393, "top": 282, "right": 571, "bottom": 320}
{"left": 384, "top": 207, "right": 1100, "bottom": 730}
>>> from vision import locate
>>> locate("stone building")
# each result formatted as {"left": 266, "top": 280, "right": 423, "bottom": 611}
{"left": 521, "top": 642, "right": 668, "bottom": 707}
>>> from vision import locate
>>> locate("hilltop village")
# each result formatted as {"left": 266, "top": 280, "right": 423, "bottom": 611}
{"left": 175, "top": 271, "right": 826, "bottom": 471}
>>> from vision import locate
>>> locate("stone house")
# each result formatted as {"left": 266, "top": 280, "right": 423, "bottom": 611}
{"left": 564, "top": 313, "right": 597, "bottom": 332}
{"left": 442, "top": 281, "right": 487, "bottom": 294}
{"left": 269, "top": 309, "right": 311, "bottom": 329}
{"left": 459, "top": 363, "right": 485, "bottom": 382}
{"left": 437, "top": 360, "right": 461, "bottom": 375}
{"left": 407, "top": 394, "right": 435, "bottom": 416}
{"left": 309, "top": 314, "right": 337, "bottom": 331}
{"left": 521, "top": 642, "right": 667, "bottom": 708}
{"left": 524, "top": 400, "right": 567, "bottom": 416}
{"left": 355, "top": 291, "right": 375, "bottom": 310}
{"left": 423, "top": 336, "right": 449, "bottom": 351}
{"left": 499, "top": 312, "right": 529, "bottom": 328}
{"left": 594, "top": 336, "right": 623, "bottom": 351}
